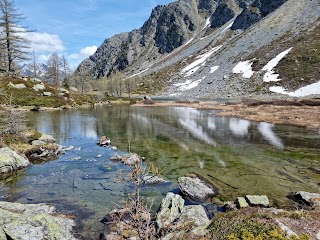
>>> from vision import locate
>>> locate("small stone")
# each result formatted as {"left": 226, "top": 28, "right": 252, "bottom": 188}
{"left": 97, "top": 154, "right": 103, "bottom": 158}
{"left": 236, "top": 197, "right": 249, "bottom": 208}
{"left": 245, "top": 195, "right": 269, "bottom": 207}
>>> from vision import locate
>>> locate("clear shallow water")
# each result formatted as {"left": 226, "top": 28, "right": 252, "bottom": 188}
{"left": 0, "top": 104, "right": 319, "bottom": 238}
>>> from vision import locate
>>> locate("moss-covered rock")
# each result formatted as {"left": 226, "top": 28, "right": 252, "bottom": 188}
{"left": 0, "top": 147, "right": 30, "bottom": 176}
{"left": 0, "top": 201, "right": 77, "bottom": 240}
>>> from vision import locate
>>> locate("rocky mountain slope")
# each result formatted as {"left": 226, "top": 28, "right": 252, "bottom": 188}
{"left": 76, "top": 0, "right": 320, "bottom": 99}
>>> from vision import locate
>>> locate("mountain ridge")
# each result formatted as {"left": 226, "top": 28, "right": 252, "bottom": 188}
{"left": 75, "top": 0, "right": 320, "bottom": 99}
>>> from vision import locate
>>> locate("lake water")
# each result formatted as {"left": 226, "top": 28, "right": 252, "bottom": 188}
{"left": 0, "top": 104, "right": 319, "bottom": 238}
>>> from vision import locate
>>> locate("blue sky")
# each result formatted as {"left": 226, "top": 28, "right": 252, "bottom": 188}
{"left": 14, "top": 0, "right": 173, "bottom": 69}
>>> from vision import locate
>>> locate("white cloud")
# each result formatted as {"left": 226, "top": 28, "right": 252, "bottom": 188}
{"left": 24, "top": 32, "right": 65, "bottom": 52}
{"left": 70, "top": 45, "right": 97, "bottom": 59}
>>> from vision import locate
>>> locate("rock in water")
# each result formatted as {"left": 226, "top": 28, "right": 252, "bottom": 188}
{"left": 0, "top": 148, "right": 30, "bottom": 176}
{"left": 98, "top": 136, "right": 111, "bottom": 146}
{"left": 0, "top": 201, "right": 77, "bottom": 239}
{"left": 178, "top": 175, "right": 217, "bottom": 201}
{"left": 38, "top": 134, "right": 56, "bottom": 143}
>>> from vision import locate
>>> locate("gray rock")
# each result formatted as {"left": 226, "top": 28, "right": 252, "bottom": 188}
{"left": 156, "top": 193, "right": 210, "bottom": 238}
{"left": 178, "top": 176, "right": 216, "bottom": 201}
{"left": 293, "top": 191, "right": 320, "bottom": 207}
{"left": 123, "top": 154, "right": 141, "bottom": 166}
{"left": 245, "top": 195, "right": 270, "bottom": 207}
{"left": 38, "top": 134, "right": 56, "bottom": 143}
{"left": 30, "top": 78, "right": 43, "bottom": 83}
{"left": 143, "top": 175, "right": 168, "bottom": 185}
{"left": 223, "top": 201, "right": 237, "bottom": 212}
{"left": 156, "top": 192, "right": 185, "bottom": 230}
{"left": 236, "top": 197, "right": 249, "bottom": 208}
{"left": 32, "top": 83, "right": 45, "bottom": 91}
{"left": 31, "top": 140, "right": 46, "bottom": 146}
{"left": 110, "top": 154, "right": 122, "bottom": 161}
{"left": 42, "top": 92, "right": 52, "bottom": 96}
{"left": 8, "top": 82, "right": 26, "bottom": 89}
{"left": 0, "top": 148, "right": 30, "bottom": 175}
{"left": 0, "top": 201, "right": 77, "bottom": 240}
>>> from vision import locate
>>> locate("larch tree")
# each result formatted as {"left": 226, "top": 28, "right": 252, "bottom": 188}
{"left": 46, "top": 52, "right": 61, "bottom": 85}
{"left": 0, "top": 0, "right": 31, "bottom": 72}
{"left": 61, "top": 55, "right": 70, "bottom": 87}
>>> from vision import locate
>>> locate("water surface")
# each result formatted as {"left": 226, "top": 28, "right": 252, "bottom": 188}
{"left": 0, "top": 104, "right": 319, "bottom": 238}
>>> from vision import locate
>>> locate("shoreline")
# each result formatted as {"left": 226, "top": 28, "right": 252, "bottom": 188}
{"left": 132, "top": 101, "right": 320, "bottom": 131}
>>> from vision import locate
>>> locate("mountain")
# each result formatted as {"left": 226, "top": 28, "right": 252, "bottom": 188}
{"left": 20, "top": 63, "right": 66, "bottom": 81}
{"left": 75, "top": 0, "right": 320, "bottom": 99}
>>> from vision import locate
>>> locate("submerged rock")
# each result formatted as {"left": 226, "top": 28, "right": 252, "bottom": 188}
{"left": 0, "top": 148, "right": 30, "bottom": 176}
{"left": 178, "top": 175, "right": 217, "bottom": 201}
{"left": 143, "top": 175, "right": 168, "bottom": 185}
{"left": 0, "top": 201, "right": 77, "bottom": 239}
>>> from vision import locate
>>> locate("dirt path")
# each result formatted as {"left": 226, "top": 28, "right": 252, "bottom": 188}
{"left": 133, "top": 101, "right": 320, "bottom": 131}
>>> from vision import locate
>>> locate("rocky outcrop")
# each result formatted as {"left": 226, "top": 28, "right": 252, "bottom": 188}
{"left": 210, "top": 3, "right": 235, "bottom": 28}
{"left": 0, "top": 148, "right": 30, "bottom": 176}
{"left": 232, "top": 0, "right": 287, "bottom": 30}
{"left": 156, "top": 193, "right": 210, "bottom": 238}
{"left": 178, "top": 174, "right": 217, "bottom": 201}
{"left": 75, "top": 0, "right": 203, "bottom": 79}
{"left": 0, "top": 201, "right": 77, "bottom": 240}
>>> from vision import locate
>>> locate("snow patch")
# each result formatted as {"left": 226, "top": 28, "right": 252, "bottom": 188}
{"left": 181, "top": 45, "right": 222, "bottom": 76}
{"left": 262, "top": 47, "right": 292, "bottom": 82}
{"left": 202, "top": 17, "right": 211, "bottom": 30}
{"left": 221, "top": 21, "right": 234, "bottom": 34}
{"left": 174, "top": 79, "right": 202, "bottom": 91}
{"left": 210, "top": 66, "right": 219, "bottom": 74}
{"left": 233, "top": 60, "right": 255, "bottom": 78}
{"left": 269, "top": 80, "right": 320, "bottom": 97}
{"left": 127, "top": 68, "right": 149, "bottom": 79}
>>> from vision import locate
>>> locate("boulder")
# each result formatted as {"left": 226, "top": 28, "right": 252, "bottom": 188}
{"left": 178, "top": 175, "right": 216, "bottom": 201}
{"left": 38, "top": 134, "right": 56, "bottom": 143}
{"left": 236, "top": 197, "right": 249, "bottom": 208}
{"left": 8, "top": 82, "right": 26, "bottom": 89}
{"left": 123, "top": 154, "right": 141, "bottom": 166}
{"left": 42, "top": 92, "right": 52, "bottom": 96}
{"left": 30, "top": 78, "right": 43, "bottom": 83}
{"left": 0, "top": 201, "right": 77, "bottom": 240}
{"left": 98, "top": 136, "right": 111, "bottom": 146}
{"left": 245, "top": 195, "right": 270, "bottom": 207}
{"left": 156, "top": 193, "right": 210, "bottom": 238}
{"left": 0, "top": 148, "right": 30, "bottom": 175}
{"left": 293, "top": 191, "right": 320, "bottom": 207}
{"left": 143, "top": 175, "right": 168, "bottom": 185}
{"left": 110, "top": 154, "right": 123, "bottom": 161}
{"left": 32, "top": 84, "right": 45, "bottom": 91}
{"left": 31, "top": 140, "right": 46, "bottom": 146}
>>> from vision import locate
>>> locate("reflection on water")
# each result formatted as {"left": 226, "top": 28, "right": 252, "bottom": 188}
{"left": 258, "top": 122, "right": 284, "bottom": 149}
{"left": 0, "top": 104, "right": 319, "bottom": 238}
{"left": 229, "top": 118, "right": 251, "bottom": 137}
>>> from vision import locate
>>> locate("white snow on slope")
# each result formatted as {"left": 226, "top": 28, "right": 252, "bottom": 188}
{"left": 233, "top": 60, "right": 255, "bottom": 78}
{"left": 202, "top": 17, "right": 211, "bottom": 30}
{"left": 269, "top": 80, "right": 320, "bottom": 97}
{"left": 174, "top": 78, "right": 203, "bottom": 91}
{"left": 127, "top": 68, "right": 149, "bottom": 78}
{"left": 221, "top": 21, "right": 234, "bottom": 34}
{"left": 181, "top": 45, "right": 222, "bottom": 76}
{"left": 262, "top": 47, "right": 292, "bottom": 82}
{"left": 210, "top": 66, "right": 219, "bottom": 74}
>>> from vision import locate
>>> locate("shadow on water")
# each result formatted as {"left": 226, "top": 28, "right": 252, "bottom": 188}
{"left": 0, "top": 103, "right": 319, "bottom": 238}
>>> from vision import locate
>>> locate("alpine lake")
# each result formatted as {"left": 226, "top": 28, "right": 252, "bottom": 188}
{"left": 0, "top": 103, "right": 319, "bottom": 238}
